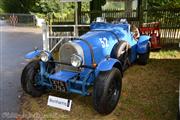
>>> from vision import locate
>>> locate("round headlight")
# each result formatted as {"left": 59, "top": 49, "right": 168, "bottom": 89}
{"left": 71, "top": 54, "right": 83, "bottom": 67}
{"left": 40, "top": 51, "right": 49, "bottom": 62}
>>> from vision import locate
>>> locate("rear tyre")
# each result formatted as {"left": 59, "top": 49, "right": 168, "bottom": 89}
{"left": 111, "top": 41, "right": 130, "bottom": 70}
{"left": 138, "top": 42, "right": 151, "bottom": 65}
{"left": 21, "top": 61, "right": 45, "bottom": 97}
{"left": 93, "top": 68, "right": 122, "bottom": 115}
{"left": 138, "top": 53, "right": 149, "bottom": 65}
{"left": 112, "top": 41, "right": 129, "bottom": 61}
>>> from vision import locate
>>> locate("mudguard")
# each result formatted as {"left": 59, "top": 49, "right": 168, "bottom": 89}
{"left": 97, "top": 58, "right": 122, "bottom": 72}
{"left": 25, "top": 50, "right": 41, "bottom": 59}
{"left": 137, "top": 35, "right": 150, "bottom": 54}
{"left": 25, "top": 50, "right": 51, "bottom": 60}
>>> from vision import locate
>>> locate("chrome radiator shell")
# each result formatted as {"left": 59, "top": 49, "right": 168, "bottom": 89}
{"left": 58, "top": 42, "right": 84, "bottom": 72}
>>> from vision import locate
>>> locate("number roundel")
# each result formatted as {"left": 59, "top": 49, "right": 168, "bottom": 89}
{"left": 99, "top": 37, "right": 109, "bottom": 48}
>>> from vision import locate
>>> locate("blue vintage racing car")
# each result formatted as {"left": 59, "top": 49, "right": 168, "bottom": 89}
{"left": 21, "top": 19, "right": 150, "bottom": 114}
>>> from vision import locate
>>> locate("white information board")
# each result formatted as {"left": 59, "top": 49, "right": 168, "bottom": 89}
{"left": 47, "top": 95, "right": 72, "bottom": 111}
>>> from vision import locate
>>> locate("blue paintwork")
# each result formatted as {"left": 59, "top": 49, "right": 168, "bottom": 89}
{"left": 25, "top": 50, "right": 52, "bottom": 60}
{"left": 87, "top": 22, "right": 140, "bottom": 63}
{"left": 137, "top": 35, "right": 151, "bottom": 54}
{"left": 25, "top": 50, "right": 41, "bottom": 59}
{"left": 97, "top": 58, "right": 121, "bottom": 71}
{"left": 49, "top": 71, "right": 79, "bottom": 82}
{"left": 24, "top": 21, "right": 150, "bottom": 96}
{"left": 38, "top": 61, "right": 53, "bottom": 88}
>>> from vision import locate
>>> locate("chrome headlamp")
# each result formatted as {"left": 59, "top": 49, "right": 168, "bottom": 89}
{"left": 71, "top": 54, "right": 83, "bottom": 67}
{"left": 40, "top": 51, "right": 49, "bottom": 62}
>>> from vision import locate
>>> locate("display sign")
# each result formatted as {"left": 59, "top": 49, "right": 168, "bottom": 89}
{"left": 47, "top": 95, "right": 72, "bottom": 111}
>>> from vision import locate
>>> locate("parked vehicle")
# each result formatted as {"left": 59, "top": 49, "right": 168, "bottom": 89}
{"left": 21, "top": 19, "right": 150, "bottom": 115}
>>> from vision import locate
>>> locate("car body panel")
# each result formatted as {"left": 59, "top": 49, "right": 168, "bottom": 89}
{"left": 96, "top": 58, "right": 121, "bottom": 71}
{"left": 25, "top": 50, "right": 41, "bottom": 59}
{"left": 49, "top": 71, "right": 79, "bottom": 82}
{"left": 137, "top": 35, "right": 151, "bottom": 54}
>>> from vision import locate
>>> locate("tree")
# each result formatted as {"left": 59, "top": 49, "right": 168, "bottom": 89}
{"left": 148, "top": 0, "right": 180, "bottom": 9}
{"left": 2, "top": 0, "right": 23, "bottom": 13}
{"left": 32, "top": 0, "right": 62, "bottom": 14}
{"left": 90, "top": 0, "right": 106, "bottom": 22}
{"left": 1, "top": 0, "right": 37, "bottom": 13}
{"left": 19, "top": 0, "right": 36, "bottom": 13}
{"left": 0, "top": 1, "right": 4, "bottom": 13}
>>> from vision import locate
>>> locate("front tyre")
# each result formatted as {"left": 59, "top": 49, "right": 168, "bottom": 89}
{"left": 93, "top": 68, "right": 122, "bottom": 115}
{"left": 21, "top": 60, "right": 44, "bottom": 97}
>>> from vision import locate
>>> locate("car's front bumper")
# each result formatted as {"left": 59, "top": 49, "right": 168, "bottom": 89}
{"left": 48, "top": 70, "right": 92, "bottom": 96}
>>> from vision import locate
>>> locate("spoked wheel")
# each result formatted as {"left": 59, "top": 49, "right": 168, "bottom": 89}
{"left": 21, "top": 60, "right": 54, "bottom": 97}
{"left": 93, "top": 67, "right": 122, "bottom": 115}
{"left": 21, "top": 60, "right": 44, "bottom": 97}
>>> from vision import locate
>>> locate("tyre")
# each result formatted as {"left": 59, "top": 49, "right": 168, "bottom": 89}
{"left": 112, "top": 41, "right": 128, "bottom": 60}
{"left": 138, "top": 42, "right": 151, "bottom": 65}
{"left": 21, "top": 60, "right": 53, "bottom": 97}
{"left": 111, "top": 41, "right": 130, "bottom": 70}
{"left": 93, "top": 67, "right": 122, "bottom": 115}
{"left": 21, "top": 61, "right": 37, "bottom": 93}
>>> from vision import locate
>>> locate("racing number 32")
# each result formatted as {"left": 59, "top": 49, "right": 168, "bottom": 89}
{"left": 99, "top": 37, "right": 109, "bottom": 48}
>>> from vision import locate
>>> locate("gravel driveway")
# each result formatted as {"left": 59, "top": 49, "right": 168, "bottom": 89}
{"left": 0, "top": 20, "right": 42, "bottom": 119}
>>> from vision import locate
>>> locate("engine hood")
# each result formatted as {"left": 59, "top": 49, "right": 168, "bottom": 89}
{"left": 59, "top": 22, "right": 132, "bottom": 69}
{"left": 73, "top": 29, "right": 121, "bottom": 66}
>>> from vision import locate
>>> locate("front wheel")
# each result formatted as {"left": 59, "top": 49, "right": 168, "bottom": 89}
{"left": 21, "top": 60, "right": 45, "bottom": 97}
{"left": 93, "top": 68, "right": 122, "bottom": 115}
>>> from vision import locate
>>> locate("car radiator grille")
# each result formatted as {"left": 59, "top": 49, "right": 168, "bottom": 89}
{"left": 57, "top": 42, "right": 81, "bottom": 72}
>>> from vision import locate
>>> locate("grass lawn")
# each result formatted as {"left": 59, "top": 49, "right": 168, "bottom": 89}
{"left": 19, "top": 50, "right": 179, "bottom": 120}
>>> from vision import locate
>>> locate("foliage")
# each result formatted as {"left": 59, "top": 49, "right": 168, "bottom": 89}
{"left": 34, "top": 13, "right": 46, "bottom": 19}
{"left": 19, "top": 0, "right": 36, "bottom": 13}
{"left": 81, "top": 2, "right": 90, "bottom": 11}
{"left": 102, "top": 1, "right": 125, "bottom": 10}
{"left": 0, "top": 8, "right": 4, "bottom": 13}
{"left": 32, "top": 0, "right": 78, "bottom": 20}
{"left": 32, "top": 0, "right": 62, "bottom": 14}
{"left": 144, "top": 0, "right": 180, "bottom": 28}
{"left": 148, "top": 0, "right": 180, "bottom": 9}
{"left": 1, "top": 0, "right": 36, "bottom": 13}
{"left": 1, "top": 0, "right": 23, "bottom": 13}
{"left": 0, "top": 0, "right": 179, "bottom": 20}
{"left": 0, "top": 1, "right": 3, "bottom": 13}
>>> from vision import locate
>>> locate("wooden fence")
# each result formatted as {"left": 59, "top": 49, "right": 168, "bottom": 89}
{"left": 159, "top": 29, "right": 180, "bottom": 48}
{"left": 144, "top": 8, "right": 180, "bottom": 48}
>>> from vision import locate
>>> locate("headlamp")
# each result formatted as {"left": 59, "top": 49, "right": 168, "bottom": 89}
{"left": 40, "top": 51, "right": 49, "bottom": 62}
{"left": 71, "top": 54, "right": 83, "bottom": 67}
